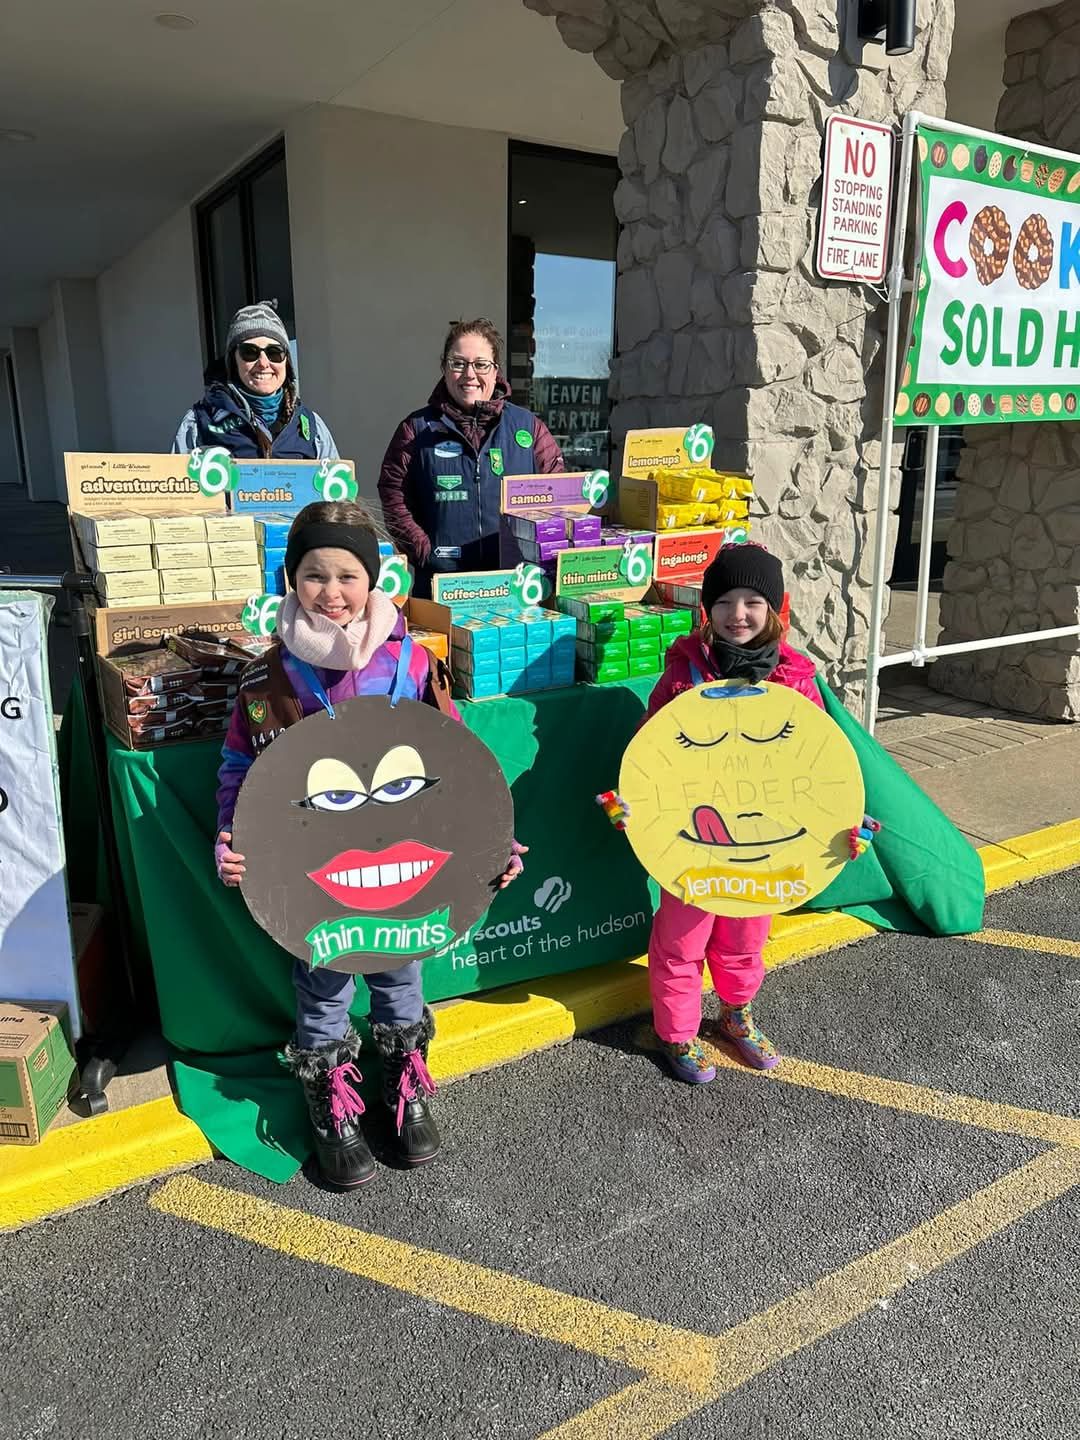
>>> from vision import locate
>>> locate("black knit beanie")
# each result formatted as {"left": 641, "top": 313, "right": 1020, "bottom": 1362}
{"left": 701, "top": 543, "right": 784, "bottom": 615}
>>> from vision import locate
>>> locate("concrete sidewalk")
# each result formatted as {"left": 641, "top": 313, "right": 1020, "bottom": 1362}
{"left": 877, "top": 588, "right": 1080, "bottom": 849}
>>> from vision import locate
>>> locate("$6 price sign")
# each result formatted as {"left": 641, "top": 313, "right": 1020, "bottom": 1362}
{"left": 187, "top": 446, "right": 238, "bottom": 496}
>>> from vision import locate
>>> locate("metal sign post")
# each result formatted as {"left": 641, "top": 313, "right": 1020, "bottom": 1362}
{"left": 864, "top": 110, "right": 918, "bottom": 732}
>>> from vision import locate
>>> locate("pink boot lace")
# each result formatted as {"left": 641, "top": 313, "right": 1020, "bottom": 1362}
{"left": 395, "top": 1049, "right": 436, "bottom": 1134}
{"left": 327, "top": 1060, "right": 366, "bottom": 1135}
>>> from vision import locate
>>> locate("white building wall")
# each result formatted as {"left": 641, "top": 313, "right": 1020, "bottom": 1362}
{"left": 37, "top": 306, "right": 76, "bottom": 502}
{"left": 56, "top": 279, "right": 112, "bottom": 454}
{"left": 286, "top": 104, "right": 507, "bottom": 502}
{"left": 0, "top": 332, "right": 21, "bottom": 486}
{"left": 10, "top": 328, "right": 54, "bottom": 500}
{"left": 97, "top": 209, "right": 204, "bottom": 454}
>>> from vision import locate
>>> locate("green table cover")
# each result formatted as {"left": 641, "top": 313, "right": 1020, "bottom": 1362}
{"left": 60, "top": 675, "right": 984, "bottom": 1181}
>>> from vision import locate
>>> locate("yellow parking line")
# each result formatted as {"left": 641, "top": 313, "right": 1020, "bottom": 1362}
{"left": 630, "top": 1023, "right": 1080, "bottom": 1150}
{"left": 152, "top": 1150, "right": 1080, "bottom": 1439}
{"left": 149, "top": 1175, "right": 717, "bottom": 1392}
{"left": 703, "top": 1046, "right": 1080, "bottom": 1149}
{"left": 961, "top": 928, "right": 1080, "bottom": 960}
{"left": 704, "top": 1145, "right": 1080, "bottom": 1396}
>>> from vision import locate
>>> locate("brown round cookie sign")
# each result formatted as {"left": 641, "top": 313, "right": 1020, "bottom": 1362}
{"left": 234, "top": 696, "right": 515, "bottom": 974}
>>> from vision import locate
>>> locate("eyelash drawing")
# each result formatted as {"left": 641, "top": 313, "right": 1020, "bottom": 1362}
{"left": 675, "top": 730, "right": 729, "bottom": 749}
{"left": 743, "top": 721, "right": 795, "bottom": 745}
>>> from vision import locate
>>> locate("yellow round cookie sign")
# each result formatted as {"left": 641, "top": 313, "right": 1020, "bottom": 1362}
{"left": 619, "top": 681, "right": 864, "bottom": 916}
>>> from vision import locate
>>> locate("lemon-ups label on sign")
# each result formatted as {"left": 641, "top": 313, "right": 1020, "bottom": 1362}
{"left": 678, "top": 864, "right": 809, "bottom": 907}
{"left": 620, "top": 425, "right": 714, "bottom": 479}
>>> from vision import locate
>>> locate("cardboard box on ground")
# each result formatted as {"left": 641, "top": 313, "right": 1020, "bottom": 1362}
{"left": 0, "top": 1003, "right": 77, "bottom": 1146}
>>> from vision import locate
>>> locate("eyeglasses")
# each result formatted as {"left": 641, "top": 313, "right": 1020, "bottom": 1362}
{"left": 446, "top": 358, "right": 494, "bottom": 375}
{"left": 237, "top": 342, "right": 287, "bottom": 364}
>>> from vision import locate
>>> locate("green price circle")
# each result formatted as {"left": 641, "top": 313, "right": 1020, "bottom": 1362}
{"left": 316, "top": 462, "right": 358, "bottom": 502}
{"left": 581, "top": 470, "right": 610, "bottom": 506}
{"left": 378, "top": 555, "right": 412, "bottom": 600}
{"left": 511, "top": 563, "right": 549, "bottom": 606}
{"left": 683, "top": 424, "right": 714, "bottom": 465}
{"left": 241, "top": 593, "right": 282, "bottom": 638}
{"left": 187, "top": 445, "right": 238, "bottom": 496}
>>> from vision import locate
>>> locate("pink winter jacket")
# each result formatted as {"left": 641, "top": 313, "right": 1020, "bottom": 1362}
{"left": 645, "top": 633, "right": 825, "bottom": 720}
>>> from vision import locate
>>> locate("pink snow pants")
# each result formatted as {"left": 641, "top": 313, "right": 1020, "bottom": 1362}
{"left": 648, "top": 889, "right": 772, "bottom": 1044}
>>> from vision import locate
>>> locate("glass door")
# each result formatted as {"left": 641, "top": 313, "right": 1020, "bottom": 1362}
{"left": 508, "top": 143, "right": 618, "bottom": 471}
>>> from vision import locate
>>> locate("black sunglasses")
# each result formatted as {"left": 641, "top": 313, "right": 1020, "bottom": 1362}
{"left": 237, "top": 342, "right": 287, "bottom": 363}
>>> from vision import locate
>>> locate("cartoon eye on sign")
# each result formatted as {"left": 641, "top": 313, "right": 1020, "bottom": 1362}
{"left": 617, "top": 680, "right": 864, "bottom": 916}
{"left": 233, "top": 696, "right": 514, "bottom": 973}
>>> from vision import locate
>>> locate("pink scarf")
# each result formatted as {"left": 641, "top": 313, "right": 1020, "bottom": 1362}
{"left": 276, "top": 589, "right": 399, "bottom": 672}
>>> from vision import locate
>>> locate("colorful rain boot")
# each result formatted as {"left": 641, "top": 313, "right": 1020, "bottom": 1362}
{"left": 371, "top": 1007, "right": 442, "bottom": 1166}
{"left": 717, "top": 1003, "right": 779, "bottom": 1070}
{"left": 659, "top": 1037, "right": 717, "bottom": 1085}
{"left": 282, "top": 1028, "right": 377, "bottom": 1188}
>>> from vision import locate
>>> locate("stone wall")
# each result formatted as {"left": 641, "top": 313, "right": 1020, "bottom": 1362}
{"left": 524, "top": 0, "right": 954, "bottom": 698}
{"left": 931, "top": 0, "right": 1080, "bottom": 721}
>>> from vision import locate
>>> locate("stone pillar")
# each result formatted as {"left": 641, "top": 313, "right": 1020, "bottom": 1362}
{"left": 931, "top": 0, "right": 1080, "bottom": 721}
{"left": 524, "top": 0, "right": 953, "bottom": 698}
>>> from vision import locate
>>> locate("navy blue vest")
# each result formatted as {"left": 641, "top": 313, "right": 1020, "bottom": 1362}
{"left": 408, "top": 402, "right": 537, "bottom": 594}
{"left": 191, "top": 383, "right": 319, "bottom": 460}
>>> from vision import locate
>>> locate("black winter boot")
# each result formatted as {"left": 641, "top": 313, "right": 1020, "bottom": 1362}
{"left": 282, "top": 1028, "right": 377, "bottom": 1188}
{"left": 371, "top": 1007, "right": 442, "bottom": 1166}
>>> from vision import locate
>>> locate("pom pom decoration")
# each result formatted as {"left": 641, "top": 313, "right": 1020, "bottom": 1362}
{"left": 848, "top": 814, "right": 882, "bottom": 861}
{"left": 596, "top": 790, "right": 631, "bottom": 831}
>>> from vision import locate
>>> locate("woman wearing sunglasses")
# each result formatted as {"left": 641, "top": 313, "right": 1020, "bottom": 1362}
{"left": 173, "top": 301, "right": 338, "bottom": 460}
{"left": 378, "top": 317, "right": 564, "bottom": 597}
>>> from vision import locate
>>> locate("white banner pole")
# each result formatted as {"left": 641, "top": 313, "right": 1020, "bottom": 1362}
{"left": 864, "top": 110, "right": 921, "bottom": 734}
{"left": 911, "top": 423, "right": 940, "bottom": 667}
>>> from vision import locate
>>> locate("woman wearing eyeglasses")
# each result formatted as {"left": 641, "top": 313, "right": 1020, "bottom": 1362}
{"left": 378, "top": 317, "right": 563, "bottom": 596}
{"left": 172, "top": 301, "right": 339, "bottom": 460}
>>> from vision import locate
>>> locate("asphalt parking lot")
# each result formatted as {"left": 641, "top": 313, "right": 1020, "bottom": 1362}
{"left": 3, "top": 869, "right": 1078, "bottom": 1440}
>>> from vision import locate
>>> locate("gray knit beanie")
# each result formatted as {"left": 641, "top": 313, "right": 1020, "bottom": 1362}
{"left": 226, "top": 301, "right": 289, "bottom": 355}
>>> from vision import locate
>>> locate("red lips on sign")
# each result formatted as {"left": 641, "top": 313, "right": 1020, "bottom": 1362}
{"left": 308, "top": 842, "right": 451, "bottom": 912}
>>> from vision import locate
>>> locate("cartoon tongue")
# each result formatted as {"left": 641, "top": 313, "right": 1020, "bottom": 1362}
{"left": 692, "top": 805, "right": 735, "bottom": 846}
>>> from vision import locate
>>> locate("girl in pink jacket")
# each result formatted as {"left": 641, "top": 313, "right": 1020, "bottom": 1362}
{"left": 644, "top": 544, "right": 824, "bottom": 1085}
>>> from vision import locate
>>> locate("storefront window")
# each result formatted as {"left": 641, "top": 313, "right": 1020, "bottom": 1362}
{"left": 196, "top": 141, "right": 295, "bottom": 379}
{"left": 890, "top": 427, "right": 963, "bottom": 584}
{"left": 508, "top": 143, "right": 617, "bottom": 471}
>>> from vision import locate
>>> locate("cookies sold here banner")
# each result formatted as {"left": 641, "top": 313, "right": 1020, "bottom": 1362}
{"left": 894, "top": 122, "right": 1080, "bottom": 426}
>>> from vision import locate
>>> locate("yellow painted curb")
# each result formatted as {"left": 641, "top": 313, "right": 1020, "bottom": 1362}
{"left": 5, "top": 820, "right": 1078, "bottom": 1232}
{"left": 980, "top": 819, "right": 1080, "bottom": 894}
{"left": 0, "top": 1095, "right": 211, "bottom": 1232}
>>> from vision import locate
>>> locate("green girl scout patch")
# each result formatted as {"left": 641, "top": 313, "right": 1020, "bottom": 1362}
{"left": 514, "top": 428, "right": 532, "bottom": 448}
{"left": 490, "top": 448, "right": 504, "bottom": 476}
{"left": 300, "top": 413, "right": 311, "bottom": 442}
{"left": 248, "top": 699, "right": 267, "bottom": 725}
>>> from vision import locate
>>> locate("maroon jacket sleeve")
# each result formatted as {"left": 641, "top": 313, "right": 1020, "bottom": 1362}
{"left": 531, "top": 417, "right": 565, "bottom": 474}
{"left": 377, "top": 417, "right": 432, "bottom": 567}
{"left": 643, "top": 647, "right": 696, "bottom": 723}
